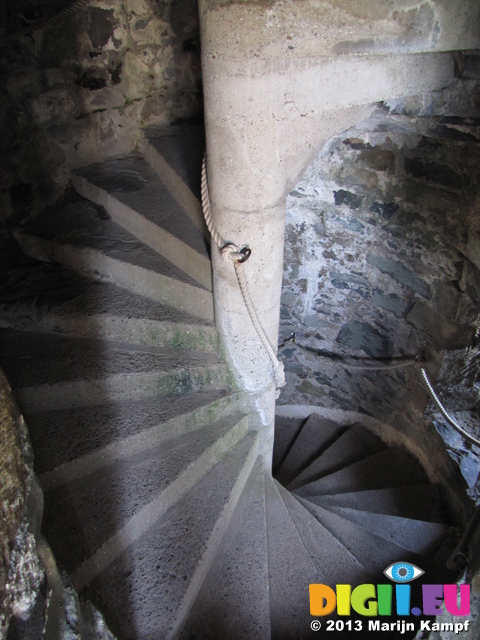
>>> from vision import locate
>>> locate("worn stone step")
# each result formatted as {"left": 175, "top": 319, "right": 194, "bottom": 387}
{"left": 177, "top": 459, "right": 270, "bottom": 640}
{"left": 287, "top": 424, "right": 386, "bottom": 491}
{"left": 29, "top": 390, "right": 238, "bottom": 484}
{"left": 299, "top": 499, "right": 430, "bottom": 578}
{"left": 14, "top": 194, "right": 213, "bottom": 322}
{"left": 0, "top": 258, "right": 218, "bottom": 350}
{"left": 75, "top": 430, "right": 257, "bottom": 640}
{"left": 299, "top": 497, "right": 455, "bottom": 636}
{"left": 0, "top": 330, "right": 228, "bottom": 412}
{"left": 143, "top": 124, "right": 205, "bottom": 201}
{"left": 309, "top": 484, "right": 445, "bottom": 523}
{"left": 140, "top": 124, "right": 208, "bottom": 240}
{"left": 275, "top": 414, "right": 346, "bottom": 486}
{"left": 272, "top": 415, "right": 306, "bottom": 475}
{"left": 278, "top": 484, "right": 370, "bottom": 585}
{"left": 294, "top": 447, "right": 428, "bottom": 498}
{"left": 42, "top": 413, "right": 249, "bottom": 575}
{"left": 265, "top": 476, "right": 323, "bottom": 640}
{"left": 72, "top": 153, "right": 212, "bottom": 290}
{"left": 322, "top": 506, "right": 448, "bottom": 556}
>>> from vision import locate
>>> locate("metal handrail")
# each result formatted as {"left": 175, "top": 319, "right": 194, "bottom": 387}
{"left": 420, "top": 368, "right": 480, "bottom": 569}
{"left": 421, "top": 368, "right": 480, "bottom": 448}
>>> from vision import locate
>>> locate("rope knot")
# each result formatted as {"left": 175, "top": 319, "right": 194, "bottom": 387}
{"left": 221, "top": 243, "right": 250, "bottom": 264}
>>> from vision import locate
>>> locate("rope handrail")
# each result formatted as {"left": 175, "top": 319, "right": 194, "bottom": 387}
{"left": 421, "top": 368, "right": 480, "bottom": 448}
{"left": 201, "top": 156, "right": 285, "bottom": 396}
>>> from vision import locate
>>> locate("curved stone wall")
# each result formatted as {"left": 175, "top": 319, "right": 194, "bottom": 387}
{"left": 279, "top": 63, "right": 480, "bottom": 502}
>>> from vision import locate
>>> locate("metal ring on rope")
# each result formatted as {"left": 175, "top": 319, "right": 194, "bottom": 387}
{"left": 238, "top": 247, "right": 251, "bottom": 263}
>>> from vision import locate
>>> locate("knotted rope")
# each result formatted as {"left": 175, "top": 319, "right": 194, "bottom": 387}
{"left": 201, "top": 156, "right": 285, "bottom": 396}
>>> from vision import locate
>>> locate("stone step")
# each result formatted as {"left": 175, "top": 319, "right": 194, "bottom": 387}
{"left": 287, "top": 424, "right": 387, "bottom": 491}
{"left": 29, "top": 390, "right": 238, "bottom": 484}
{"left": 298, "top": 497, "right": 455, "bottom": 635}
{"left": 140, "top": 124, "right": 208, "bottom": 240}
{"left": 14, "top": 194, "right": 213, "bottom": 322}
{"left": 278, "top": 484, "right": 371, "bottom": 585}
{"left": 299, "top": 499, "right": 430, "bottom": 578}
{"left": 75, "top": 430, "right": 257, "bottom": 640}
{"left": 43, "top": 413, "right": 249, "bottom": 575}
{"left": 0, "top": 330, "right": 228, "bottom": 412}
{"left": 177, "top": 459, "right": 270, "bottom": 640}
{"left": 0, "top": 258, "right": 218, "bottom": 350}
{"left": 72, "top": 153, "right": 212, "bottom": 290}
{"left": 143, "top": 124, "right": 205, "bottom": 202}
{"left": 309, "top": 484, "right": 445, "bottom": 523}
{"left": 322, "top": 506, "right": 448, "bottom": 557}
{"left": 265, "top": 476, "right": 323, "bottom": 640}
{"left": 275, "top": 415, "right": 346, "bottom": 486}
{"left": 272, "top": 415, "right": 305, "bottom": 475}
{"left": 294, "top": 447, "right": 428, "bottom": 498}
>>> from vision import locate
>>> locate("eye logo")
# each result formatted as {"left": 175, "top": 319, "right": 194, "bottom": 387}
{"left": 384, "top": 562, "right": 424, "bottom": 583}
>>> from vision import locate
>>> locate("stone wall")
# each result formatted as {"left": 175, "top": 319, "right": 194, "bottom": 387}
{"left": 0, "top": 0, "right": 202, "bottom": 236}
{"left": 0, "top": 367, "right": 116, "bottom": 638}
{"left": 279, "top": 52, "right": 480, "bottom": 500}
{"left": 0, "top": 369, "right": 44, "bottom": 637}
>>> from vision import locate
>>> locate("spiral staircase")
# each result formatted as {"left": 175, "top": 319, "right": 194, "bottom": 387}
{"left": 0, "top": 124, "right": 466, "bottom": 639}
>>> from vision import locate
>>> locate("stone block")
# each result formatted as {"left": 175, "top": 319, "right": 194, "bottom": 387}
{"left": 336, "top": 216, "right": 365, "bottom": 233}
{"left": 340, "top": 166, "right": 378, "bottom": 190}
{"left": 336, "top": 320, "right": 392, "bottom": 358}
{"left": 82, "top": 87, "right": 125, "bottom": 113}
{"left": 31, "top": 89, "right": 77, "bottom": 124}
{"left": 87, "top": 7, "right": 115, "bottom": 49}
{"left": 405, "top": 157, "right": 464, "bottom": 190}
{"left": 461, "top": 54, "right": 480, "bottom": 80}
{"left": 356, "top": 148, "right": 395, "bottom": 172}
{"left": 372, "top": 289, "right": 409, "bottom": 318}
{"left": 405, "top": 301, "right": 474, "bottom": 349}
{"left": 344, "top": 138, "right": 372, "bottom": 150}
{"left": 120, "top": 51, "right": 150, "bottom": 100}
{"left": 432, "top": 284, "right": 464, "bottom": 322}
{"left": 370, "top": 201, "right": 399, "bottom": 220}
{"left": 295, "top": 380, "right": 327, "bottom": 399}
{"left": 367, "top": 253, "right": 431, "bottom": 298}
{"left": 433, "top": 123, "right": 479, "bottom": 142}
{"left": 460, "top": 453, "right": 480, "bottom": 488}
{"left": 330, "top": 272, "right": 370, "bottom": 300}
{"left": 333, "top": 189, "right": 364, "bottom": 210}
{"left": 464, "top": 261, "right": 480, "bottom": 307}
{"left": 0, "top": 369, "right": 45, "bottom": 637}
{"left": 467, "top": 230, "right": 480, "bottom": 272}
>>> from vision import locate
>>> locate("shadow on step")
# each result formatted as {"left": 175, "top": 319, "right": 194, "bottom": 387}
{"left": 0, "top": 240, "right": 229, "bottom": 639}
